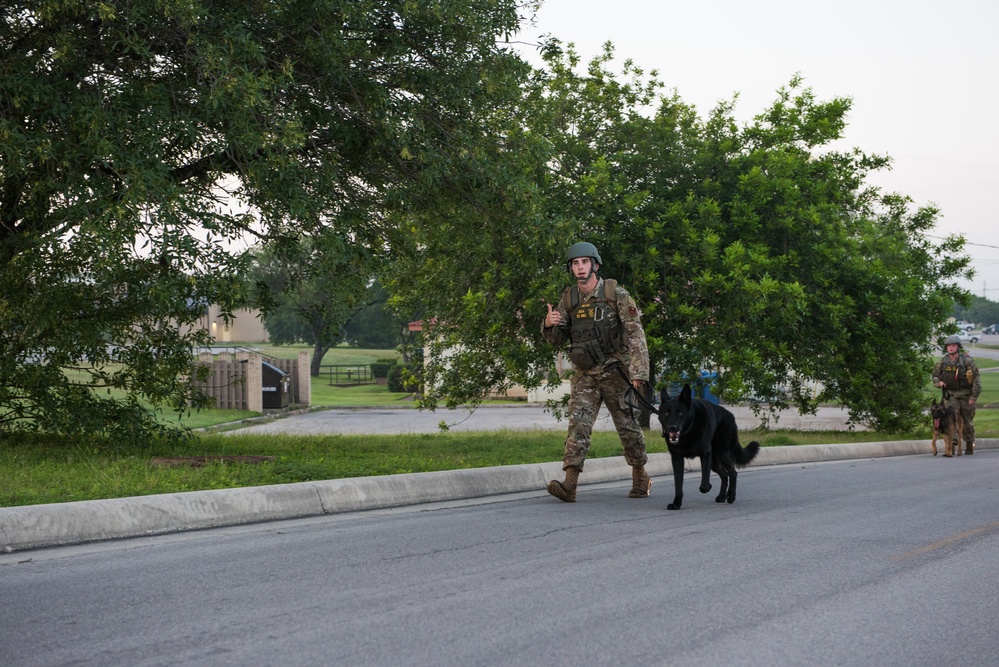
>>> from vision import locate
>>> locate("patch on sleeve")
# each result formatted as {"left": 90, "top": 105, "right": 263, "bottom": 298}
{"left": 628, "top": 305, "right": 637, "bottom": 317}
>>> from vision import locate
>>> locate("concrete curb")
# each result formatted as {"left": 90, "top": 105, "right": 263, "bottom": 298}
{"left": 1, "top": 439, "right": 995, "bottom": 553}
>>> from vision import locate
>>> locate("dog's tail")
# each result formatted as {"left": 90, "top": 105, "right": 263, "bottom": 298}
{"left": 736, "top": 441, "right": 761, "bottom": 467}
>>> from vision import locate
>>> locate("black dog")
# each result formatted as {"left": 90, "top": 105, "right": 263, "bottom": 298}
{"left": 657, "top": 384, "right": 761, "bottom": 510}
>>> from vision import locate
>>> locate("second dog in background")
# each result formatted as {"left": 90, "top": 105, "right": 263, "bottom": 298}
{"left": 930, "top": 398, "right": 963, "bottom": 457}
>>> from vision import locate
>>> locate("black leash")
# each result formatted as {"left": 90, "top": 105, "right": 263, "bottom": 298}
{"left": 616, "top": 364, "right": 659, "bottom": 421}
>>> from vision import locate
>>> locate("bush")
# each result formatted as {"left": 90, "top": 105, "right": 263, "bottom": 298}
{"left": 386, "top": 365, "right": 405, "bottom": 392}
{"left": 387, "top": 364, "right": 421, "bottom": 393}
{"left": 369, "top": 358, "right": 397, "bottom": 384}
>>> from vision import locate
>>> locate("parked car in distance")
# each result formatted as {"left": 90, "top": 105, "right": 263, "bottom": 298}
{"left": 957, "top": 331, "right": 980, "bottom": 344}
{"left": 983, "top": 324, "right": 997, "bottom": 335}
{"left": 954, "top": 321, "right": 975, "bottom": 332}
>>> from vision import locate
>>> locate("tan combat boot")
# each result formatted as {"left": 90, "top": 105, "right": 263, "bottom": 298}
{"left": 628, "top": 465, "right": 651, "bottom": 498}
{"left": 966, "top": 441, "right": 975, "bottom": 455}
{"left": 547, "top": 467, "right": 580, "bottom": 502}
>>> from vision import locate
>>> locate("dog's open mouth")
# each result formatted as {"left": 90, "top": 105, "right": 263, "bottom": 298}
{"left": 933, "top": 418, "right": 940, "bottom": 430}
{"left": 664, "top": 428, "right": 680, "bottom": 446}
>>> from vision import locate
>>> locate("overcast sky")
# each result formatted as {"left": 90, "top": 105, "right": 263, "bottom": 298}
{"left": 514, "top": 0, "right": 999, "bottom": 300}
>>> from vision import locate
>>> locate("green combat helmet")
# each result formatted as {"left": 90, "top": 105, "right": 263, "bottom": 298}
{"left": 944, "top": 334, "right": 963, "bottom": 349}
{"left": 566, "top": 242, "right": 602, "bottom": 270}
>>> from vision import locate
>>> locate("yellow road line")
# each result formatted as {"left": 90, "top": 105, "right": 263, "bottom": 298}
{"left": 894, "top": 521, "right": 999, "bottom": 561}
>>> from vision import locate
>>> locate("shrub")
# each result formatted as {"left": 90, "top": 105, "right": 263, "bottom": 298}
{"left": 387, "top": 363, "right": 421, "bottom": 393}
{"left": 369, "top": 358, "right": 397, "bottom": 384}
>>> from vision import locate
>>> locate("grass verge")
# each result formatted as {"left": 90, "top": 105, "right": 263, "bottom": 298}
{"left": 2, "top": 416, "right": 985, "bottom": 508}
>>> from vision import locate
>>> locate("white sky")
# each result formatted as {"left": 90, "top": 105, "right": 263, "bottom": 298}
{"left": 515, "top": 0, "right": 999, "bottom": 299}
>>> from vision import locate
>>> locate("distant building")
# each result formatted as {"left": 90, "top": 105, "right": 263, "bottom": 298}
{"left": 191, "top": 305, "right": 270, "bottom": 343}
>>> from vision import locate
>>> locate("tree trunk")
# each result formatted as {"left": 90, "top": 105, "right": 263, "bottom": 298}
{"left": 311, "top": 343, "right": 331, "bottom": 377}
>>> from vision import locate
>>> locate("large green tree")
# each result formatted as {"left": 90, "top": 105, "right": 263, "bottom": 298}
{"left": 0, "top": 0, "right": 532, "bottom": 438}
{"left": 250, "top": 232, "right": 376, "bottom": 377}
{"left": 342, "top": 280, "right": 406, "bottom": 350}
{"left": 954, "top": 295, "right": 999, "bottom": 328}
{"left": 389, "top": 42, "right": 972, "bottom": 430}
{"left": 251, "top": 234, "right": 405, "bottom": 375}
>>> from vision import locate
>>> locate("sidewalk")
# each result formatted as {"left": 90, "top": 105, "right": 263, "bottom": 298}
{"left": 219, "top": 403, "right": 867, "bottom": 436}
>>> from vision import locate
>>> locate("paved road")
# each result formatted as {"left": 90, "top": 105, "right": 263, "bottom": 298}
{"left": 4, "top": 452, "right": 999, "bottom": 667}
{"left": 964, "top": 333, "right": 999, "bottom": 359}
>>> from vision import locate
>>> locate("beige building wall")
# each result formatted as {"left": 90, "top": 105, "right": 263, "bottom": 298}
{"left": 199, "top": 305, "right": 269, "bottom": 343}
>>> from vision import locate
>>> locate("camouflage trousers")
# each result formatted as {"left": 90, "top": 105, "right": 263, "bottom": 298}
{"left": 943, "top": 392, "right": 977, "bottom": 445}
{"left": 562, "top": 362, "right": 647, "bottom": 471}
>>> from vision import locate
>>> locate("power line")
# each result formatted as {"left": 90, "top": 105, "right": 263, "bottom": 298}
{"left": 960, "top": 239, "right": 999, "bottom": 250}
{"left": 925, "top": 234, "right": 999, "bottom": 251}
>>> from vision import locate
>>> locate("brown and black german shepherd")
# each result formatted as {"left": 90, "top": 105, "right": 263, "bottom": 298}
{"left": 930, "top": 398, "right": 963, "bottom": 457}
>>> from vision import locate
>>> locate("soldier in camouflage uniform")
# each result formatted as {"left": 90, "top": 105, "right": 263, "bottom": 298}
{"left": 932, "top": 334, "right": 981, "bottom": 455}
{"left": 542, "top": 242, "right": 651, "bottom": 502}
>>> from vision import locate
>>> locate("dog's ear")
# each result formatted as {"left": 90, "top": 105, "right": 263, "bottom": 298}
{"left": 660, "top": 386, "right": 670, "bottom": 402}
{"left": 680, "top": 383, "right": 692, "bottom": 403}
{"left": 932, "top": 398, "right": 937, "bottom": 407}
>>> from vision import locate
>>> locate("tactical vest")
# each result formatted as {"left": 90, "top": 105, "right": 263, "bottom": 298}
{"left": 561, "top": 279, "right": 624, "bottom": 370}
{"left": 940, "top": 354, "right": 975, "bottom": 391}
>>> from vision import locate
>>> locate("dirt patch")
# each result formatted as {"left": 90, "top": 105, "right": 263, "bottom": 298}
{"left": 150, "top": 455, "right": 275, "bottom": 468}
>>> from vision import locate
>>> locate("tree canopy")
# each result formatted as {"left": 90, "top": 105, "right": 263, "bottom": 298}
{"left": 954, "top": 295, "right": 999, "bottom": 328}
{"left": 250, "top": 232, "right": 376, "bottom": 377}
{"left": 0, "top": 0, "right": 532, "bottom": 438}
{"left": 342, "top": 280, "right": 407, "bottom": 350}
{"left": 388, "top": 43, "right": 972, "bottom": 430}
{"left": 1, "top": 2, "right": 973, "bottom": 438}
{"left": 250, "top": 236, "right": 404, "bottom": 376}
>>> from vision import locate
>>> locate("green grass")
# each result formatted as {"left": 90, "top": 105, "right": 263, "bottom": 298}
{"left": 309, "top": 382, "right": 417, "bottom": 408}
{"left": 970, "top": 356, "right": 999, "bottom": 405}
{"left": 255, "top": 343, "right": 399, "bottom": 366}
{"left": 160, "top": 408, "right": 261, "bottom": 429}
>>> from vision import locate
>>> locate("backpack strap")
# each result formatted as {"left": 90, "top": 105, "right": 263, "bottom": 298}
{"left": 561, "top": 284, "right": 578, "bottom": 313}
{"left": 603, "top": 278, "right": 617, "bottom": 305}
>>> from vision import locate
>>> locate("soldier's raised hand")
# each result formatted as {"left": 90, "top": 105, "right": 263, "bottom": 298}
{"left": 545, "top": 303, "right": 563, "bottom": 328}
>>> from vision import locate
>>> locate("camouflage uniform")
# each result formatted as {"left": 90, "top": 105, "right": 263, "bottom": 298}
{"left": 542, "top": 278, "right": 650, "bottom": 471}
{"left": 932, "top": 350, "right": 981, "bottom": 451}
